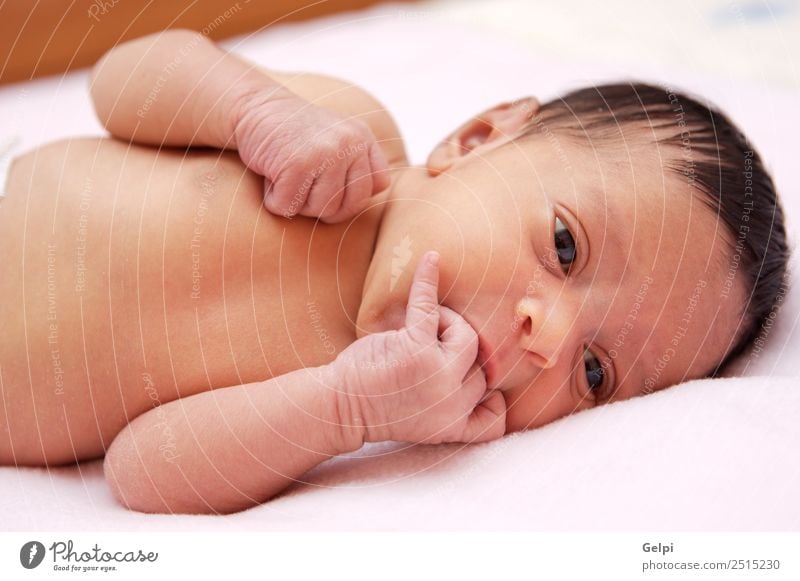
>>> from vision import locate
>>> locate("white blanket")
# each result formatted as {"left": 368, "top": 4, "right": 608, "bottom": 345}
{"left": 1, "top": 0, "right": 798, "bottom": 530}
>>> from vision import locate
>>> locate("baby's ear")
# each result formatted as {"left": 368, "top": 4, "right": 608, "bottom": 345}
{"left": 426, "top": 96, "right": 539, "bottom": 176}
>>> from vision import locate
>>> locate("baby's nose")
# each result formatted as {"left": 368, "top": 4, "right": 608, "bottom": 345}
{"left": 515, "top": 295, "right": 574, "bottom": 368}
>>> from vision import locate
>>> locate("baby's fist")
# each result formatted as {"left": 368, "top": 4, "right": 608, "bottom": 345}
{"left": 331, "top": 251, "right": 508, "bottom": 445}
{"left": 234, "top": 91, "right": 391, "bottom": 223}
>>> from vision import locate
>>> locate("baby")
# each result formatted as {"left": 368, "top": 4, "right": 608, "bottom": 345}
{"left": 0, "top": 30, "right": 788, "bottom": 515}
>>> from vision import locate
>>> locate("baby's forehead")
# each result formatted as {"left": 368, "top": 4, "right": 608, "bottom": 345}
{"left": 514, "top": 132, "right": 694, "bottom": 214}
{"left": 560, "top": 151, "right": 741, "bottom": 393}
{"left": 596, "top": 225, "right": 742, "bottom": 396}
{"left": 615, "top": 280, "right": 739, "bottom": 397}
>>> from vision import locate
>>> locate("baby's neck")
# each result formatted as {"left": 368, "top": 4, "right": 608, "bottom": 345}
{"left": 348, "top": 165, "right": 434, "bottom": 339}
{"left": 337, "top": 165, "right": 414, "bottom": 338}
{"left": 331, "top": 168, "right": 403, "bottom": 335}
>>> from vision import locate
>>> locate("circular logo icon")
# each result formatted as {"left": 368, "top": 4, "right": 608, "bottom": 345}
{"left": 19, "top": 541, "right": 46, "bottom": 569}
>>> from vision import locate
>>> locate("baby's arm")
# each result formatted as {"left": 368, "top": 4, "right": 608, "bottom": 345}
{"left": 90, "top": 29, "right": 272, "bottom": 149}
{"left": 105, "top": 253, "right": 505, "bottom": 515}
{"left": 104, "top": 364, "right": 361, "bottom": 515}
{"left": 91, "top": 29, "right": 406, "bottom": 163}
{"left": 90, "top": 29, "right": 403, "bottom": 221}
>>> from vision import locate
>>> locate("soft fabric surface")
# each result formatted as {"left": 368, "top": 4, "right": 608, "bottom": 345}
{"left": 1, "top": 0, "right": 798, "bottom": 530}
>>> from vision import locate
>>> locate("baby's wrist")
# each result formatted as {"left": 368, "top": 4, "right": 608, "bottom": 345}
{"left": 326, "top": 353, "right": 401, "bottom": 445}
{"left": 318, "top": 361, "right": 368, "bottom": 453}
{"left": 230, "top": 84, "right": 303, "bottom": 148}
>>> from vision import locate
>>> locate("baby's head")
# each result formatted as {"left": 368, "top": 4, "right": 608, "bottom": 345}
{"left": 358, "top": 82, "right": 789, "bottom": 433}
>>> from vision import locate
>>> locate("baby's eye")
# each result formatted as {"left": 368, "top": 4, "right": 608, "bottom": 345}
{"left": 583, "top": 348, "right": 606, "bottom": 395}
{"left": 554, "top": 216, "right": 576, "bottom": 273}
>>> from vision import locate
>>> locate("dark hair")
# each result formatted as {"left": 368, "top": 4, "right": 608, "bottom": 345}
{"left": 514, "top": 82, "right": 790, "bottom": 376}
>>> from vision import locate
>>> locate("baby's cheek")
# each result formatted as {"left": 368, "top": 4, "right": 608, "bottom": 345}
{"left": 504, "top": 399, "right": 532, "bottom": 434}
{"left": 502, "top": 384, "right": 579, "bottom": 433}
{"left": 503, "top": 389, "right": 543, "bottom": 433}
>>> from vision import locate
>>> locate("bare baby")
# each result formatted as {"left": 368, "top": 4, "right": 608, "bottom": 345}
{"left": 0, "top": 30, "right": 788, "bottom": 514}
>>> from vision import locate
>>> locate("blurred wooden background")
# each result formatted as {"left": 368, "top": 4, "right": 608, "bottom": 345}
{"left": 0, "top": 0, "right": 412, "bottom": 84}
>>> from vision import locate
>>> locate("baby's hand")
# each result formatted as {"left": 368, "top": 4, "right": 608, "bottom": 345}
{"left": 330, "top": 251, "right": 507, "bottom": 445}
{"left": 234, "top": 90, "right": 391, "bottom": 223}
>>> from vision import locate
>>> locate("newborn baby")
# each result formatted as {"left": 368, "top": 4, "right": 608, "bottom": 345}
{"left": 0, "top": 30, "right": 788, "bottom": 514}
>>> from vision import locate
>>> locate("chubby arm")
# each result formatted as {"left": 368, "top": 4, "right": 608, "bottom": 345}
{"left": 89, "top": 29, "right": 288, "bottom": 149}
{"left": 89, "top": 29, "right": 407, "bottom": 166}
{"left": 105, "top": 253, "right": 506, "bottom": 515}
{"left": 104, "top": 364, "right": 362, "bottom": 515}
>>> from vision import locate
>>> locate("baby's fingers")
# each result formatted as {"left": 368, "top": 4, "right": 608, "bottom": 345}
{"left": 460, "top": 391, "right": 507, "bottom": 444}
{"left": 404, "top": 251, "right": 441, "bottom": 342}
{"left": 303, "top": 157, "right": 347, "bottom": 219}
{"left": 437, "top": 305, "right": 480, "bottom": 370}
{"left": 263, "top": 165, "right": 310, "bottom": 218}
{"left": 323, "top": 151, "right": 373, "bottom": 223}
